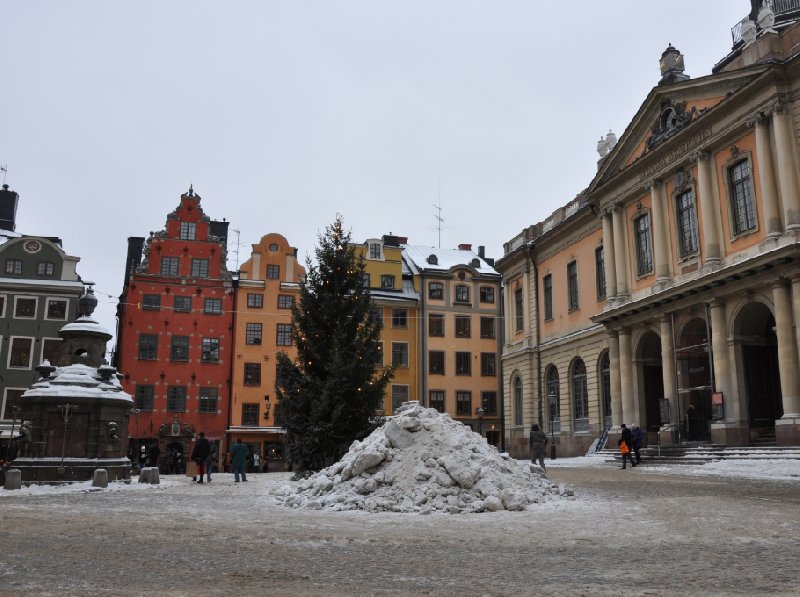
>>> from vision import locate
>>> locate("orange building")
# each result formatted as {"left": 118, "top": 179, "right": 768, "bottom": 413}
{"left": 115, "top": 187, "right": 232, "bottom": 469}
{"left": 229, "top": 233, "right": 304, "bottom": 471}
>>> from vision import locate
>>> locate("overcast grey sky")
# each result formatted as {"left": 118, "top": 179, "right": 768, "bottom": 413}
{"left": 2, "top": 1, "right": 749, "bottom": 348}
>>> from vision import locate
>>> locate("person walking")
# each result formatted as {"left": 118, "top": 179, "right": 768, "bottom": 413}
{"left": 191, "top": 432, "right": 211, "bottom": 484}
{"left": 529, "top": 423, "right": 548, "bottom": 473}
{"left": 631, "top": 424, "right": 645, "bottom": 464}
{"left": 618, "top": 424, "right": 637, "bottom": 469}
{"left": 230, "top": 437, "right": 248, "bottom": 483}
{"left": 205, "top": 442, "right": 218, "bottom": 482}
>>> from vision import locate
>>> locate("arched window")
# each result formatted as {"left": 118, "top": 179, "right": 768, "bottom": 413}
{"left": 572, "top": 359, "right": 589, "bottom": 432}
{"left": 513, "top": 376, "right": 523, "bottom": 426}
{"left": 600, "top": 351, "right": 611, "bottom": 428}
{"left": 546, "top": 366, "right": 560, "bottom": 433}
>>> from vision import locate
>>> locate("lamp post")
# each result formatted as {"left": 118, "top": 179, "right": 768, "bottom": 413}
{"left": 476, "top": 406, "right": 485, "bottom": 439}
{"left": 7, "top": 405, "right": 20, "bottom": 461}
{"left": 130, "top": 408, "right": 141, "bottom": 438}
{"left": 548, "top": 391, "right": 557, "bottom": 460}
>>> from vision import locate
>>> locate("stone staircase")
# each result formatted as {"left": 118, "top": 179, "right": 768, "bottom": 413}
{"left": 598, "top": 444, "right": 800, "bottom": 466}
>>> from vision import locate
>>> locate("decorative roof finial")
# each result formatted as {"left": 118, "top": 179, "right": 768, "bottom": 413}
{"left": 188, "top": 184, "right": 194, "bottom": 196}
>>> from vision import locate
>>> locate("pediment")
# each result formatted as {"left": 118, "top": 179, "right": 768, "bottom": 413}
{"left": 589, "top": 66, "right": 770, "bottom": 194}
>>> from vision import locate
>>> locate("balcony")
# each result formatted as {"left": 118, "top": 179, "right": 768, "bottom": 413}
{"left": 731, "top": 0, "right": 800, "bottom": 44}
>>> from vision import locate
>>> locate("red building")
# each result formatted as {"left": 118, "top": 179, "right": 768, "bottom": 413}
{"left": 114, "top": 187, "right": 232, "bottom": 470}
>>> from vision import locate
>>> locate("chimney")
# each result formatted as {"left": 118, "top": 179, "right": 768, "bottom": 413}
{"left": 458, "top": 243, "right": 472, "bottom": 251}
{"left": 0, "top": 184, "right": 19, "bottom": 232}
{"left": 478, "top": 246, "right": 485, "bottom": 258}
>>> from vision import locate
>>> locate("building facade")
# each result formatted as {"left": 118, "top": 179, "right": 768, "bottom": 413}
{"left": 114, "top": 187, "right": 232, "bottom": 468}
{"left": 498, "top": 3, "right": 800, "bottom": 456}
{"left": 229, "top": 232, "right": 304, "bottom": 471}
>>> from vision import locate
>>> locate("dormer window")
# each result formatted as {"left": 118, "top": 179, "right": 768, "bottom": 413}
{"left": 471, "top": 258, "right": 480, "bottom": 268}
{"left": 368, "top": 242, "right": 382, "bottom": 260}
{"left": 427, "top": 254, "right": 438, "bottom": 265}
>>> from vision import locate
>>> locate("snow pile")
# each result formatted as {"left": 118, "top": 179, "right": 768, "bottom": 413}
{"left": 274, "top": 402, "right": 573, "bottom": 514}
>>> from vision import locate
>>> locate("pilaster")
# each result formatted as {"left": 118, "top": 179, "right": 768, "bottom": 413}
{"left": 692, "top": 151, "right": 722, "bottom": 264}
{"left": 602, "top": 210, "right": 618, "bottom": 300}
{"left": 772, "top": 280, "right": 800, "bottom": 417}
{"left": 753, "top": 112, "right": 782, "bottom": 237}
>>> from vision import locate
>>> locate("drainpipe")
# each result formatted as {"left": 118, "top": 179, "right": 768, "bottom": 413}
{"left": 498, "top": 286, "right": 506, "bottom": 452}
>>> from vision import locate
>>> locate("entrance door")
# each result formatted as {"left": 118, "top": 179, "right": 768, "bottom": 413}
{"left": 743, "top": 344, "right": 782, "bottom": 427}
{"left": 642, "top": 365, "right": 664, "bottom": 432}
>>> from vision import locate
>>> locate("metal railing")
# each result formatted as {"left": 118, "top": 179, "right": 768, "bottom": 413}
{"left": 731, "top": 0, "right": 800, "bottom": 45}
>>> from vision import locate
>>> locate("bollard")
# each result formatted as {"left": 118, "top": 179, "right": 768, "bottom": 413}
{"left": 3, "top": 468, "right": 21, "bottom": 490}
{"left": 92, "top": 468, "right": 109, "bottom": 488}
{"left": 138, "top": 467, "right": 160, "bottom": 485}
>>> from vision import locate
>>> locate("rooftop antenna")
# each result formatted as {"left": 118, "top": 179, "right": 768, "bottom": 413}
{"left": 433, "top": 180, "right": 445, "bottom": 248}
{"left": 1, "top": 165, "right": 7, "bottom": 185}
{"left": 231, "top": 229, "right": 242, "bottom": 270}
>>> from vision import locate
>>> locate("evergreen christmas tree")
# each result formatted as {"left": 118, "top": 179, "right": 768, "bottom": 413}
{"left": 275, "top": 216, "right": 393, "bottom": 472}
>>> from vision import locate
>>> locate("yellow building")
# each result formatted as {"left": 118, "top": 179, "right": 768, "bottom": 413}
{"left": 229, "top": 233, "right": 304, "bottom": 471}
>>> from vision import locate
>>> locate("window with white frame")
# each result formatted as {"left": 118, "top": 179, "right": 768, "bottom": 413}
{"left": 199, "top": 387, "right": 218, "bottom": 413}
{"left": 455, "top": 284, "right": 470, "bottom": 303}
{"left": 179, "top": 221, "right": 196, "bottom": 240}
{"left": 8, "top": 337, "right": 33, "bottom": 368}
{"left": 368, "top": 243, "right": 382, "bottom": 259}
{"left": 191, "top": 258, "right": 209, "bottom": 278}
{"left": 729, "top": 158, "right": 757, "bottom": 235}
{"left": 41, "top": 338, "right": 62, "bottom": 364}
{"left": 161, "top": 256, "right": 179, "bottom": 276}
{"left": 14, "top": 297, "right": 37, "bottom": 318}
{"left": 46, "top": 298, "right": 68, "bottom": 320}
{"left": 246, "top": 323, "right": 263, "bottom": 345}
{"left": 2, "top": 388, "right": 25, "bottom": 420}
{"left": 201, "top": 337, "right": 220, "bottom": 363}
{"left": 391, "top": 342, "right": 408, "bottom": 368}
{"left": 37, "top": 261, "right": 54, "bottom": 277}
{"left": 5, "top": 259, "right": 22, "bottom": 275}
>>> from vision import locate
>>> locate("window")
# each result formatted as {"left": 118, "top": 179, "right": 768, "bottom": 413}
{"left": 480, "top": 317, "right": 495, "bottom": 339}
{"left": 179, "top": 221, "right": 196, "bottom": 240}
{"left": 370, "top": 307, "right": 383, "bottom": 329}
{"left": 635, "top": 214, "right": 653, "bottom": 276}
{"left": 455, "top": 284, "right": 470, "bottom": 303}
{"left": 381, "top": 274, "right": 395, "bottom": 289}
{"left": 242, "top": 403, "right": 259, "bottom": 426}
{"left": 516, "top": 286, "right": 526, "bottom": 329}
{"left": 46, "top": 299, "right": 67, "bottom": 320}
{"left": 480, "top": 353, "right": 496, "bottom": 376}
{"left": 481, "top": 391, "right": 497, "bottom": 416}
{"left": 456, "top": 391, "right": 472, "bottom": 416}
{"left": 547, "top": 366, "right": 560, "bottom": 427}
{"left": 730, "top": 159, "right": 756, "bottom": 235}
{"left": 37, "top": 262, "right": 54, "bottom": 277}
{"left": 429, "top": 390, "right": 445, "bottom": 412}
{"left": 2, "top": 389, "right": 24, "bottom": 420}
{"left": 244, "top": 363, "right": 261, "bottom": 386}
{"left": 201, "top": 338, "right": 220, "bottom": 363}
{"left": 5, "top": 259, "right": 22, "bottom": 274}
{"left": 191, "top": 258, "right": 209, "bottom": 278}
{"left": 170, "top": 336, "right": 190, "bottom": 361}
{"left": 161, "top": 257, "right": 179, "bottom": 276}
{"left": 391, "top": 385, "right": 408, "bottom": 413}
{"left": 199, "top": 387, "right": 218, "bottom": 413}
{"left": 15, "top": 297, "right": 37, "bottom": 318}
{"left": 455, "top": 316, "right": 471, "bottom": 338}
{"left": 392, "top": 342, "right": 408, "bottom": 368}
{"left": 369, "top": 243, "right": 381, "bottom": 259}
{"left": 0, "top": 296, "right": 5, "bottom": 317}
{"left": 361, "top": 273, "right": 371, "bottom": 287}
{"left": 247, "top": 293, "right": 264, "bottom": 308}
{"left": 595, "top": 247, "right": 606, "bottom": 300}
{"left": 138, "top": 334, "right": 158, "bottom": 360}
{"left": 142, "top": 294, "right": 160, "bottom": 311}
{"left": 167, "top": 386, "right": 187, "bottom": 412}
{"left": 41, "top": 338, "right": 62, "bottom": 364}
{"left": 567, "top": 261, "right": 579, "bottom": 311}
{"left": 543, "top": 276, "right": 553, "bottom": 321}
{"left": 428, "top": 282, "right": 443, "bottom": 299}
{"left": 276, "top": 323, "right": 293, "bottom": 346}
{"left": 455, "top": 351, "right": 471, "bottom": 376}
{"left": 277, "top": 295, "right": 293, "bottom": 309}
{"left": 676, "top": 190, "right": 699, "bottom": 257}
{"left": 429, "top": 351, "right": 445, "bottom": 375}
{"left": 572, "top": 360, "right": 589, "bottom": 431}
{"left": 174, "top": 296, "right": 192, "bottom": 312}
{"left": 514, "top": 377, "right": 523, "bottom": 426}
{"left": 428, "top": 314, "right": 444, "bottom": 337}
{"left": 9, "top": 338, "right": 33, "bottom": 368}
{"left": 479, "top": 286, "right": 495, "bottom": 303}
{"left": 204, "top": 298, "right": 222, "bottom": 314}
{"left": 266, "top": 264, "right": 280, "bottom": 279}
{"left": 135, "top": 385, "right": 154, "bottom": 411}
{"left": 391, "top": 308, "right": 407, "bottom": 328}
{"left": 246, "top": 323, "right": 263, "bottom": 345}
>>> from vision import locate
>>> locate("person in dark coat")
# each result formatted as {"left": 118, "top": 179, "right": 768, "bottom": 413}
{"left": 191, "top": 432, "right": 211, "bottom": 484}
{"left": 631, "top": 424, "right": 645, "bottom": 464}
{"left": 230, "top": 437, "right": 248, "bottom": 482}
{"left": 618, "top": 424, "right": 637, "bottom": 469}
{"left": 529, "top": 423, "right": 548, "bottom": 473}
{"left": 148, "top": 442, "right": 161, "bottom": 470}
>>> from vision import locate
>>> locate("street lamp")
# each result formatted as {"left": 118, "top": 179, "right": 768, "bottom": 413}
{"left": 129, "top": 408, "right": 141, "bottom": 438}
{"left": 548, "top": 391, "right": 557, "bottom": 460}
{"left": 476, "top": 406, "right": 485, "bottom": 439}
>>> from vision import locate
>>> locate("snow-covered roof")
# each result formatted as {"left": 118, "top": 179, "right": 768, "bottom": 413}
{"left": 22, "top": 363, "right": 132, "bottom": 404}
{"left": 60, "top": 315, "right": 112, "bottom": 337}
{"left": 0, "top": 278, "right": 84, "bottom": 289}
{"left": 402, "top": 244, "right": 499, "bottom": 276}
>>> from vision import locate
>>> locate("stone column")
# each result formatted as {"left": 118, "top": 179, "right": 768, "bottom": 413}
{"left": 608, "top": 331, "right": 623, "bottom": 428}
{"left": 611, "top": 205, "right": 629, "bottom": 298}
{"left": 772, "top": 105, "right": 800, "bottom": 230}
{"left": 787, "top": 275, "right": 800, "bottom": 416}
{"left": 660, "top": 315, "right": 678, "bottom": 429}
{"left": 694, "top": 151, "right": 722, "bottom": 263}
{"left": 648, "top": 179, "right": 672, "bottom": 283}
{"left": 619, "top": 327, "right": 635, "bottom": 425}
{"left": 753, "top": 113, "right": 782, "bottom": 237}
{"left": 772, "top": 280, "right": 800, "bottom": 417}
{"left": 602, "top": 210, "right": 618, "bottom": 299}
{"left": 709, "top": 299, "right": 733, "bottom": 402}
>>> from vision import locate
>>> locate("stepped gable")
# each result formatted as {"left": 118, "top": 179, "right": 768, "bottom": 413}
{"left": 275, "top": 403, "right": 573, "bottom": 514}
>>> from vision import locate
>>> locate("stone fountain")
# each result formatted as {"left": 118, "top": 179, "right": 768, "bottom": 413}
{"left": 11, "top": 287, "right": 133, "bottom": 483}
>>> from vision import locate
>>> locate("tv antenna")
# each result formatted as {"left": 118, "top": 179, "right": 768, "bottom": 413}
{"left": 433, "top": 181, "right": 445, "bottom": 248}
